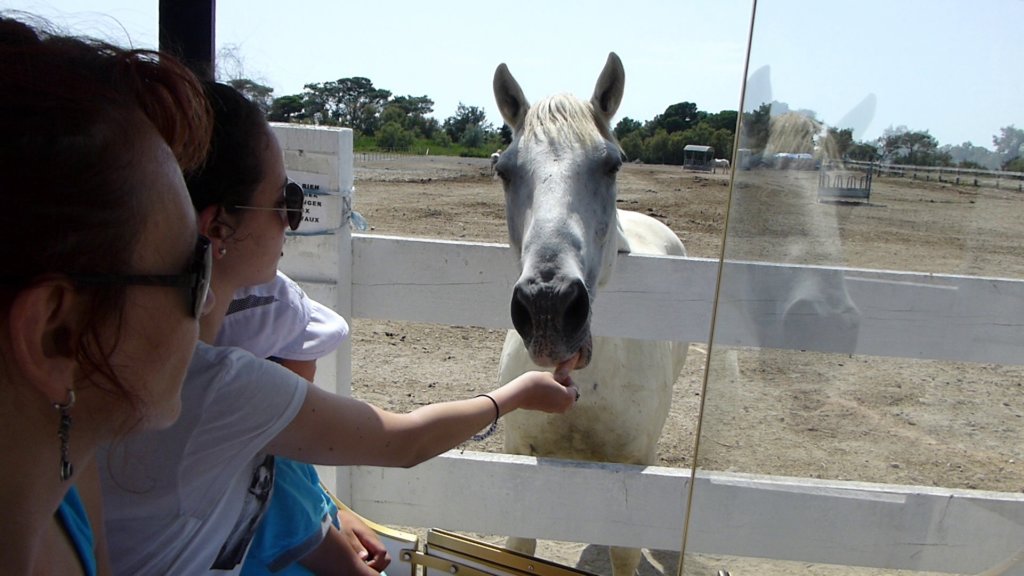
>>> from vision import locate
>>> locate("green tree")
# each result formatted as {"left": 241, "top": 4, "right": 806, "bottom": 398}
{"left": 942, "top": 142, "right": 1000, "bottom": 170}
{"left": 620, "top": 131, "right": 645, "bottom": 162}
{"left": 1005, "top": 157, "right": 1024, "bottom": 172}
{"left": 993, "top": 125, "right": 1024, "bottom": 169}
{"left": 387, "top": 95, "right": 434, "bottom": 118}
{"left": 384, "top": 95, "right": 435, "bottom": 137}
{"left": 666, "top": 131, "right": 691, "bottom": 165}
{"left": 430, "top": 130, "right": 453, "bottom": 148}
{"left": 458, "top": 124, "right": 487, "bottom": 149}
{"left": 822, "top": 127, "right": 854, "bottom": 159}
{"left": 420, "top": 117, "right": 442, "bottom": 140}
{"left": 649, "top": 101, "right": 702, "bottom": 134}
{"left": 498, "top": 124, "right": 513, "bottom": 146}
{"left": 706, "top": 126, "right": 735, "bottom": 162}
{"left": 379, "top": 104, "right": 406, "bottom": 127}
{"left": 299, "top": 82, "right": 332, "bottom": 125}
{"left": 880, "top": 127, "right": 941, "bottom": 165}
{"left": 376, "top": 121, "right": 414, "bottom": 151}
{"left": 846, "top": 142, "right": 879, "bottom": 162}
{"left": 443, "top": 103, "right": 491, "bottom": 143}
{"left": 227, "top": 78, "right": 274, "bottom": 115}
{"left": 301, "top": 77, "right": 391, "bottom": 133}
{"left": 613, "top": 117, "right": 643, "bottom": 140}
{"left": 268, "top": 94, "right": 307, "bottom": 123}
{"left": 739, "top": 102, "right": 771, "bottom": 153}
{"left": 646, "top": 129, "right": 671, "bottom": 164}
{"left": 704, "top": 110, "right": 739, "bottom": 133}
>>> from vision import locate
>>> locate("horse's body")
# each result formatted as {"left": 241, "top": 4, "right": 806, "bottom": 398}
{"left": 492, "top": 53, "right": 687, "bottom": 576}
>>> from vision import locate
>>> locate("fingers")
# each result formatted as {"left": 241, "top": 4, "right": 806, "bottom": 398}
{"left": 550, "top": 360, "right": 579, "bottom": 410}
{"left": 552, "top": 375, "right": 580, "bottom": 412}
{"left": 365, "top": 549, "right": 391, "bottom": 571}
{"left": 357, "top": 531, "right": 391, "bottom": 570}
{"left": 553, "top": 352, "right": 580, "bottom": 381}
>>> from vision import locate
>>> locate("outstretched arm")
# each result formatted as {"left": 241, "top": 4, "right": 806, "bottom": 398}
{"left": 265, "top": 370, "right": 577, "bottom": 467}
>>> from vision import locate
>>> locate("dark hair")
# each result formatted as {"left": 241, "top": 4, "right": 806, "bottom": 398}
{"left": 0, "top": 15, "right": 212, "bottom": 399}
{"left": 184, "top": 81, "right": 271, "bottom": 215}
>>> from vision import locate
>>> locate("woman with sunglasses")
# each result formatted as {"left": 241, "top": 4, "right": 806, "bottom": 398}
{"left": 196, "top": 84, "right": 389, "bottom": 575}
{"left": 98, "top": 81, "right": 580, "bottom": 576}
{"left": 0, "top": 15, "right": 213, "bottom": 576}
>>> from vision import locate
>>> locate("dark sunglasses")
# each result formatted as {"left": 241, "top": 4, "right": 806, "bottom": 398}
{"left": 68, "top": 235, "right": 213, "bottom": 318}
{"left": 233, "top": 180, "right": 305, "bottom": 231}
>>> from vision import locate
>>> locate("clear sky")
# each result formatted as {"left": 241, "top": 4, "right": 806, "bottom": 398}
{"left": 3, "top": 0, "right": 1021, "bottom": 149}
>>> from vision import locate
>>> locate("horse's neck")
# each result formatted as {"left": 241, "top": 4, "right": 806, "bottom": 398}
{"left": 614, "top": 211, "right": 631, "bottom": 254}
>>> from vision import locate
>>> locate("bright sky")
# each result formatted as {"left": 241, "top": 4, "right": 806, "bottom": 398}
{"left": 4, "top": 0, "right": 1021, "bottom": 149}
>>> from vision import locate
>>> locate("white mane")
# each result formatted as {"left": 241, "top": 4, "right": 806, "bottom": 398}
{"left": 521, "top": 93, "right": 617, "bottom": 148}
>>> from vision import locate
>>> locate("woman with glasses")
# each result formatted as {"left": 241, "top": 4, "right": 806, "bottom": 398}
{"left": 98, "top": 82, "right": 581, "bottom": 576}
{"left": 0, "top": 15, "right": 213, "bottom": 576}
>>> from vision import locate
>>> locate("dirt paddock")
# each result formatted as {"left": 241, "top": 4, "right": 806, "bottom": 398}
{"left": 344, "top": 155, "right": 1023, "bottom": 575}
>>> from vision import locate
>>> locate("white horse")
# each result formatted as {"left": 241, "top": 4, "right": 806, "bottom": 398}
{"left": 490, "top": 149, "right": 502, "bottom": 177}
{"left": 714, "top": 157, "right": 730, "bottom": 168}
{"left": 492, "top": 53, "right": 688, "bottom": 576}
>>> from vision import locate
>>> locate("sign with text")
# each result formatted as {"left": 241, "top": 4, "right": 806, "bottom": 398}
{"left": 285, "top": 169, "right": 348, "bottom": 235}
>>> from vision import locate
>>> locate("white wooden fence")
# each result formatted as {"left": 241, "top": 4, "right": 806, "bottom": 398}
{"left": 846, "top": 159, "right": 1024, "bottom": 191}
{"left": 271, "top": 124, "right": 1024, "bottom": 574}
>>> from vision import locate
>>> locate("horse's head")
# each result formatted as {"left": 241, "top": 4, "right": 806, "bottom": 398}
{"left": 492, "top": 52, "right": 626, "bottom": 371}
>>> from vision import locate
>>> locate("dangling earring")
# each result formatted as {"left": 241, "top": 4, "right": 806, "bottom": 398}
{"left": 54, "top": 389, "right": 75, "bottom": 482}
{"left": 218, "top": 246, "right": 227, "bottom": 257}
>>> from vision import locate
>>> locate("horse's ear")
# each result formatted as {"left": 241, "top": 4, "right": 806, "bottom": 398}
{"left": 493, "top": 63, "right": 529, "bottom": 131}
{"left": 591, "top": 52, "right": 625, "bottom": 122}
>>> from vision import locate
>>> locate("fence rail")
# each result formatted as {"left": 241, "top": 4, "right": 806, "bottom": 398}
{"left": 846, "top": 159, "right": 1024, "bottom": 191}
{"left": 336, "top": 237, "right": 1024, "bottom": 574}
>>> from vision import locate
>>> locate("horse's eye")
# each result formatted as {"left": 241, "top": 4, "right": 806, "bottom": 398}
{"left": 607, "top": 158, "right": 622, "bottom": 175}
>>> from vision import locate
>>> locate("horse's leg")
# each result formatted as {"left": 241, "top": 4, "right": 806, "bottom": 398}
{"left": 505, "top": 536, "right": 537, "bottom": 556}
{"left": 610, "top": 545, "right": 642, "bottom": 576}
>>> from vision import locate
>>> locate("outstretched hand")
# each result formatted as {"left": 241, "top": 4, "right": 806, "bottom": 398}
{"left": 505, "top": 369, "right": 579, "bottom": 414}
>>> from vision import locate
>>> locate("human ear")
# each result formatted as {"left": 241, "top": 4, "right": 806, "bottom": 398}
{"left": 6, "top": 281, "right": 84, "bottom": 402}
{"left": 197, "top": 205, "right": 231, "bottom": 257}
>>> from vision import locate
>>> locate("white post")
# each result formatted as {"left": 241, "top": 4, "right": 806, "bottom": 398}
{"left": 270, "top": 123, "right": 355, "bottom": 501}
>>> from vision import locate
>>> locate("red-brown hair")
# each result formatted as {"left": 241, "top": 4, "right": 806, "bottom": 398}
{"left": 0, "top": 14, "right": 212, "bottom": 401}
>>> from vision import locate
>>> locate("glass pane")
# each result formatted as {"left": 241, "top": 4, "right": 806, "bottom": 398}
{"left": 683, "top": 1, "right": 1024, "bottom": 574}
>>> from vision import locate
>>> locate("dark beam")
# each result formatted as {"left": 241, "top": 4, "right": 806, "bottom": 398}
{"left": 159, "top": 0, "right": 216, "bottom": 80}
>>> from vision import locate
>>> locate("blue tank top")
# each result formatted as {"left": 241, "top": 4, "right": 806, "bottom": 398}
{"left": 56, "top": 486, "right": 97, "bottom": 576}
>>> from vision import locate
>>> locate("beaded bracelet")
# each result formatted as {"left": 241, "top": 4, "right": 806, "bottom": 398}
{"left": 471, "top": 393, "right": 500, "bottom": 441}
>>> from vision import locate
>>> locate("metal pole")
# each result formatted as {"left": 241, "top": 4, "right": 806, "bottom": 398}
{"left": 159, "top": 0, "right": 216, "bottom": 80}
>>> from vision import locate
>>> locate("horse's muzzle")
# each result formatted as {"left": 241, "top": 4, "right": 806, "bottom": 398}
{"left": 510, "top": 276, "right": 592, "bottom": 368}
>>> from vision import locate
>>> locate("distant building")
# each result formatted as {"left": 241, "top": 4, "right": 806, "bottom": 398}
{"left": 683, "top": 144, "right": 714, "bottom": 171}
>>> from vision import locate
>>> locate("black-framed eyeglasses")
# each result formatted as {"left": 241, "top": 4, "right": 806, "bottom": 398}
{"left": 233, "top": 180, "right": 304, "bottom": 231}
{"left": 68, "top": 235, "right": 213, "bottom": 318}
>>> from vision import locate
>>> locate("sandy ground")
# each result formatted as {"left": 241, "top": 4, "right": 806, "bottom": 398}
{"left": 345, "top": 155, "right": 1023, "bottom": 575}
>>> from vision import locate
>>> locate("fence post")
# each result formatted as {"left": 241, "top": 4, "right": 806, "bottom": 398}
{"left": 270, "top": 123, "right": 356, "bottom": 501}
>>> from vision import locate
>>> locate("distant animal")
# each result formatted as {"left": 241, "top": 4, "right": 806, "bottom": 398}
{"left": 490, "top": 149, "right": 502, "bottom": 176}
{"left": 492, "top": 52, "right": 688, "bottom": 576}
{"left": 714, "top": 157, "right": 730, "bottom": 168}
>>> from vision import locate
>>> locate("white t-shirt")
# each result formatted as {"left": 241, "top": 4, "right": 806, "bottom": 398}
{"left": 98, "top": 342, "right": 308, "bottom": 575}
{"left": 214, "top": 271, "right": 348, "bottom": 361}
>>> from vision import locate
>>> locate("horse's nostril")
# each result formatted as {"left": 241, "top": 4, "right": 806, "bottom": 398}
{"left": 562, "top": 280, "right": 590, "bottom": 338}
{"left": 510, "top": 286, "right": 533, "bottom": 343}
